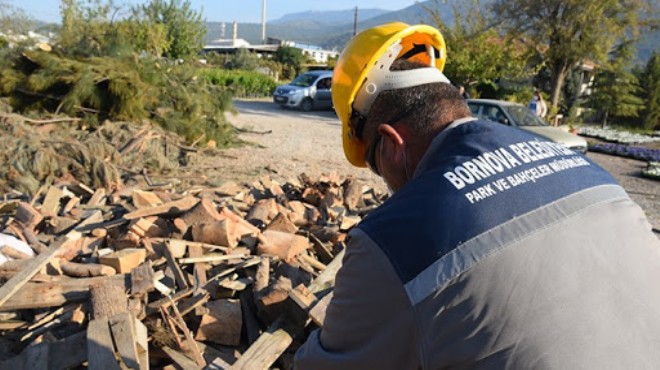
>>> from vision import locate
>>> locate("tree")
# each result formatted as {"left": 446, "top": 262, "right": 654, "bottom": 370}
{"left": 228, "top": 48, "right": 259, "bottom": 71}
{"left": 0, "top": 2, "right": 35, "bottom": 34}
{"left": 274, "top": 46, "right": 304, "bottom": 80}
{"left": 640, "top": 52, "right": 660, "bottom": 130}
{"left": 491, "top": 0, "right": 648, "bottom": 112}
{"left": 425, "top": 0, "right": 533, "bottom": 95}
{"left": 138, "top": 0, "right": 206, "bottom": 60}
{"left": 586, "top": 44, "right": 644, "bottom": 128}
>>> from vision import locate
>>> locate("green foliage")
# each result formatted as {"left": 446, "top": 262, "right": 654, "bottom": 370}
{"left": 200, "top": 68, "right": 277, "bottom": 97}
{"left": 0, "top": 49, "right": 237, "bottom": 146}
{"left": 227, "top": 48, "right": 260, "bottom": 71}
{"left": 425, "top": 0, "right": 533, "bottom": 91}
{"left": 492, "top": 0, "right": 647, "bottom": 111}
{"left": 273, "top": 46, "right": 305, "bottom": 80}
{"left": 586, "top": 45, "right": 644, "bottom": 128}
{"left": 138, "top": 0, "right": 206, "bottom": 59}
{"left": 0, "top": 1, "right": 35, "bottom": 34}
{"left": 640, "top": 52, "right": 660, "bottom": 130}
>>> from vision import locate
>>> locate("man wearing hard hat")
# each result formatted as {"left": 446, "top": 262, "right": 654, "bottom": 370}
{"left": 295, "top": 23, "right": 660, "bottom": 369}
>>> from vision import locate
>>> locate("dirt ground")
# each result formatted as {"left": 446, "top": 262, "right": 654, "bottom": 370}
{"left": 215, "top": 98, "right": 659, "bottom": 232}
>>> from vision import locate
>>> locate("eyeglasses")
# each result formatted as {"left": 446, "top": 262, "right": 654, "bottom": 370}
{"left": 365, "top": 134, "right": 382, "bottom": 176}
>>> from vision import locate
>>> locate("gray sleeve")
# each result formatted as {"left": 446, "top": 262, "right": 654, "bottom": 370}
{"left": 294, "top": 228, "right": 421, "bottom": 370}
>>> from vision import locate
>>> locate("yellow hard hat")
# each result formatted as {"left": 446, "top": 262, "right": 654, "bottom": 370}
{"left": 332, "top": 22, "right": 449, "bottom": 167}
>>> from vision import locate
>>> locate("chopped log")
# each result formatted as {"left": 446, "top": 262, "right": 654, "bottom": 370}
{"left": 99, "top": 248, "right": 146, "bottom": 273}
{"left": 191, "top": 220, "right": 239, "bottom": 248}
{"left": 0, "top": 241, "right": 63, "bottom": 309}
{"left": 87, "top": 188, "right": 107, "bottom": 207}
{"left": 62, "top": 196, "right": 81, "bottom": 215}
{"left": 91, "top": 279, "right": 128, "bottom": 319}
{"left": 258, "top": 230, "right": 310, "bottom": 262}
{"left": 180, "top": 198, "right": 223, "bottom": 227}
{"left": 247, "top": 198, "right": 278, "bottom": 227}
{"left": 195, "top": 299, "right": 242, "bottom": 346}
{"left": 40, "top": 186, "right": 65, "bottom": 217}
{"left": 61, "top": 261, "right": 116, "bottom": 277}
{"left": 173, "top": 218, "right": 187, "bottom": 234}
{"left": 309, "top": 291, "right": 333, "bottom": 327}
{"left": 266, "top": 212, "right": 298, "bottom": 234}
{"left": 343, "top": 178, "right": 363, "bottom": 211}
{"left": 178, "top": 253, "right": 247, "bottom": 264}
{"left": 218, "top": 207, "right": 260, "bottom": 235}
{"left": 123, "top": 196, "right": 199, "bottom": 220}
{"left": 340, "top": 215, "right": 361, "bottom": 231}
{"left": 254, "top": 257, "right": 270, "bottom": 296}
{"left": 298, "top": 253, "right": 327, "bottom": 271}
{"left": 132, "top": 190, "right": 163, "bottom": 209}
{"left": 15, "top": 202, "right": 43, "bottom": 230}
{"left": 91, "top": 228, "right": 107, "bottom": 238}
{"left": 60, "top": 235, "right": 104, "bottom": 261}
{"left": 129, "top": 216, "right": 169, "bottom": 238}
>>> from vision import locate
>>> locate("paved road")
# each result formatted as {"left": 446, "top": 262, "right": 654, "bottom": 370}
{"left": 226, "top": 99, "right": 659, "bottom": 232}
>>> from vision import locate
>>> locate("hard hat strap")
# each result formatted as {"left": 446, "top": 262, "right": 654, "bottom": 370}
{"left": 352, "top": 43, "right": 451, "bottom": 119}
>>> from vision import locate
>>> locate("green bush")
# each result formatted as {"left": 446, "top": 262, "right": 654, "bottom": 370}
{"left": 200, "top": 68, "right": 277, "bottom": 97}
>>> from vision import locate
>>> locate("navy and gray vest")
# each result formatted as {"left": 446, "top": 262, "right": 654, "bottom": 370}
{"left": 358, "top": 119, "right": 619, "bottom": 306}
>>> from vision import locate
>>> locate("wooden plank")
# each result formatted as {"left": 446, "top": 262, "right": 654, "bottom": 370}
{"left": 170, "top": 300, "right": 206, "bottom": 367}
{"left": 162, "top": 346, "right": 202, "bottom": 370}
{"left": 0, "top": 274, "right": 128, "bottom": 311}
{"left": 0, "top": 241, "right": 63, "bottom": 309}
{"left": 178, "top": 253, "right": 248, "bottom": 264}
{"left": 40, "top": 186, "right": 65, "bottom": 217}
{"left": 123, "top": 196, "right": 199, "bottom": 220}
{"left": 87, "top": 317, "right": 121, "bottom": 370}
{"left": 188, "top": 245, "right": 207, "bottom": 292}
{"left": 309, "top": 292, "right": 333, "bottom": 327}
{"left": 109, "top": 312, "right": 140, "bottom": 370}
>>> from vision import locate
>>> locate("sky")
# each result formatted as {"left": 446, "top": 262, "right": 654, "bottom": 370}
{"left": 12, "top": 0, "right": 419, "bottom": 24}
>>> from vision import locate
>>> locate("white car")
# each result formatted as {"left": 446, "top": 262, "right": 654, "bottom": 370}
{"left": 272, "top": 70, "right": 333, "bottom": 111}
{"left": 467, "top": 99, "right": 587, "bottom": 153}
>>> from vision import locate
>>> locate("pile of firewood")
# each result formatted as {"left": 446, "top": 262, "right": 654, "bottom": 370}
{"left": 0, "top": 173, "right": 384, "bottom": 369}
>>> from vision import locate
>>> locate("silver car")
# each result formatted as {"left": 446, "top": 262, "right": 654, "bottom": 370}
{"left": 467, "top": 99, "right": 587, "bottom": 153}
{"left": 272, "top": 70, "right": 333, "bottom": 111}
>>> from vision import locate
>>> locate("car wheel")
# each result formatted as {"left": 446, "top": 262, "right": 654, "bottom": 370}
{"left": 300, "top": 98, "right": 313, "bottom": 112}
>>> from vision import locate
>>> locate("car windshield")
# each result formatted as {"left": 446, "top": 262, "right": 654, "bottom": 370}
{"left": 504, "top": 105, "right": 548, "bottom": 126}
{"left": 290, "top": 74, "right": 318, "bottom": 87}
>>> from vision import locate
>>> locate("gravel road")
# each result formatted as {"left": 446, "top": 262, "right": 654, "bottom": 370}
{"left": 221, "top": 98, "right": 659, "bottom": 232}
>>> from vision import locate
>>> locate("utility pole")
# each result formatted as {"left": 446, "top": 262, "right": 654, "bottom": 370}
{"left": 353, "top": 6, "right": 358, "bottom": 36}
{"left": 262, "top": 0, "right": 267, "bottom": 44}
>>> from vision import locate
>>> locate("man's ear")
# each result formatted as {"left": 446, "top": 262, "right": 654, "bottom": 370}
{"left": 377, "top": 123, "right": 407, "bottom": 160}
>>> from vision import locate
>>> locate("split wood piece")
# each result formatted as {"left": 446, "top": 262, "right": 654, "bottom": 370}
{"left": 0, "top": 241, "right": 63, "bottom": 309}
{"left": 123, "top": 196, "right": 199, "bottom": 220}
{"left": 257, "top": 276, "right": 293, "bottom": 323}
{"left": 301, "top": 187, "right": 322, "bottom": 207}
{"left": 308, "top": 233, "right": 334, "bottom": 265}
{"left": 169, "top": 298, "right": 206, "bottom": 367}
{"left": 180, "top": 198, "right": 223, "bottom": 228}
{"left": 2, "top": 331, "right": 87, "bottom": 370}
{"left": 15, "top": 201, "right": 43, "bottom": 230}
{"left": 253, "top": 257, "right": 270, "bottom": 296}
{"left": 287, "top": 201, "right": 306, "bottom": 226}
{"left": 62, "top": 196, "right": 81, "bottom": 215}
{"left": 258, "top": 230, "right": 310, "bottom": 262}
{"left": 129, "top": 216, "right": 170, "bottom": 238}
{"left": 218, "top": 207, "right": 260, "bottom": 236}
{"left": 109, "top": 312, "right": 149, "bottom": 370}
{"left": 99, "top": 248, "right": 146, "bottom": 273}
{"left": 152, "top": 238, "right": 230, "bottom": 255}
{"left": 308, "top": 291, "right": 333, "bottom": 327}
{"left": 178, "top": 253, "right": 247, "bottom": 264}
{"left": 340, "top": 215, "right": 361, "bottom": 231}
{"left": 266, "top": 212, "right": 298, "bottom": 234}
{"left": 191, "top": 219, "right": 239, "bottom": 248}
{"left": 0, "top": 274, "right": 128, "bottom": 311}
{"left": 91, "top": 228, "right": 107, "bottom": 238}
{"left": 195, "top": 299, "right": 242, "bottom": 346}
{"left": 173, "top": 218, "right": 187, "bottom": 234}
{"left": 231, "top": 249, "right": 345, "bottom": 369}
{"left": 247, "top": 198, "right": 279, "bottom": 227}
{"left": 64, "top": 209, "right": 104, "bottom": 240}
{"left": 343, "top": 178, "right": 363, "bottom": 211}
{"left": 145, "top": 287, "right": 194, "bottom": 316}
{"left": 0, "top": 245, "right": 33, "bottom": 259}
{"left": 163, "top": 242, "right": 189, "bottom": 290}
{"left": 162, "top": 346, "right": 203, "bottom": 370}
{"left": 310, "top": 227, "right": 346, "bottom": 244}
{"left": 287, "top": 284, "right": 317, "bottom": 321}
{"left": 132, "top": 190, "right": 164, "bottom": 209}
{"left": 91, "top": 278, "right": 128, "bottom": 319}
{"left": 22, "top": 228, "right": 49, "bottom": 254}
{"left": 87, "top": 317, "right": 121, "bottom": 370}
{"left": 59, "top": 235, "right": 104, "bottom": 261}
{"left": 61, "top": 261, "right": 116, "bottom": 277}
{"left": 178, "top": 292, "right": 210, "bottom": 316}
{"left": 130, "top": 260, "right": 155, "bottom": 296}
{"left": 189, "top": 245, "right": 207, "bottom": 292}
{"left": 298, "top": 253, "right": 327, "bottom": 271}
{"left": 216, "top": 181, "right": 244, "bottom": 196}
{"left": 87, "top": 188, "right": 107, "bottom": 207}
{"left": 40, "top": 186, "right": 65, "bottom": 217}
